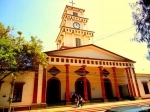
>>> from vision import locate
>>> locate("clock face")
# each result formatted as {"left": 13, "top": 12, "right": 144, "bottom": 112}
{"left": 73, "top": 22, "right": 80, "bottom": 29}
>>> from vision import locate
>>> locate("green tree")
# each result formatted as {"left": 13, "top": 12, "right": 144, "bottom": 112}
{"left": 0, "top": 23, "right": 48, "bottom": 112}
{"left": 131, "top": 0, "right": 150, "bottom": 60}
{"left": 0, "top": 22, "right": 11, "bottom": 37}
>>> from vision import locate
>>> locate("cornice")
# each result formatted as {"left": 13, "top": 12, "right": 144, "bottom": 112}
{"left": 48, "top": 54, "right": 133, "bottom": 63}
{"left": 63, "top": 14, "right": 88, "bottom": 21}
{"left": 56, "top": 26, "right": 95, "bottom": 42}
{"left": 60, "top": 14, "right": 88, "bottom": 28}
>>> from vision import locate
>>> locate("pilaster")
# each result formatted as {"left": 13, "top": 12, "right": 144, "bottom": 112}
{"left": 32, "top": 70, "right": 38, "bottom": 103}
{"left": 132, "top": 68, "right": 141, "bottom": 98}
{"left": 98, "top": 66, "right": 106, "bottom": 101}
{"left": 125, "top": 68, "right": 133, "bottom": 97}
{"left": 65, "top": 64, "right": 70, "bottom": 102}
{"left": 41, "top": 67, "right": 47, "bottom": 103}
{"left": 82, "top": 65, "right": 88, "bottom": 101}
{"left": 112, "top": 67, "right": 121, "bottom": 100}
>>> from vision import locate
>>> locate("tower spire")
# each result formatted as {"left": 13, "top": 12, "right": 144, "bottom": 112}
{"left": 69, "top": 0, "right": 75, "bottom": 6}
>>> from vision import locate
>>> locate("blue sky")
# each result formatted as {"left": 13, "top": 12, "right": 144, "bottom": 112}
{"left": 0, "top": 0, "right": 150, "bottom": 73}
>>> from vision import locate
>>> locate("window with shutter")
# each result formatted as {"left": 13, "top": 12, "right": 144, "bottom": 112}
{"left": 12, "top": 82, "right": 25, "bottom": 102}
{"left": 142, "top": 82, "right": 150, "bottom": 94}
{"left": 75, "top": 38, "right": 81, "bottom": 47}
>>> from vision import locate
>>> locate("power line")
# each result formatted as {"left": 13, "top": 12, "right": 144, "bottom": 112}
{"left": 44, "top": 26, "right": 134, "bottom": 51}
{"left": 93, "top": 26, "right": 134, "bottom": 43}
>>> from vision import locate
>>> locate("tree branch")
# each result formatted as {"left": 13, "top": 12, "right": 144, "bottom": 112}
{"left": 0, "top": 71, "right": 14, "bottom": 81}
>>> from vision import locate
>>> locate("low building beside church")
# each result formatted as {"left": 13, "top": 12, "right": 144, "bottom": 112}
{"left": 136, "top": 73, "right": 150, "bottom": 99}
{"left": 0, "top": 5, "right": 150, "bottom": 111}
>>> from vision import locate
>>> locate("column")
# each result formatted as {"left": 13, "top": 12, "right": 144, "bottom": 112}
{"left": 112, "top": 67, "right": 120, "bottom": 99}
{"left": 98, "top": 66, "right": 106, "bottom": 99}
{"left": 128, "top": 68, "right": 136, "bottom": 97}
{"left": 32, "top": 70, "right": 39, "bottom": 103}
{"left": 65, "top": 64, "right": 70, "bottom": 102}
{"left": 125, "top": 68, "right": 133, "bottom": 97}
{"left": 41, "top": 68, "right": 47, "bottom": 103}
{"left": 82, "top": 65, "right": 88, "bottom": 101}
{"left": 132, "top": 68, "right": 141, "bottom": 97}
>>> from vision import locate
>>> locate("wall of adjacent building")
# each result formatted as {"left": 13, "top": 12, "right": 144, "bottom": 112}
{"left": 0, "top": 72, "right": 34, "bottom": 106}
{"left": 136, "top": 74, "right": 150, "bottom": 98}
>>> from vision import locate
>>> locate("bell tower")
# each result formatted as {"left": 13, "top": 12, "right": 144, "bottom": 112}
{"left": 56, "top": 4, "right": 94, "bottom": 49}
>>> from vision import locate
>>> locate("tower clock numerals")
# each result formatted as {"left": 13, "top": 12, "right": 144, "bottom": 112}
{"left": 73, "top": 22, "right": 80, "bottom": 29}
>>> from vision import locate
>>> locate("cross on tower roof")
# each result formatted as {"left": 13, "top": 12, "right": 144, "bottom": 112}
{"left": 69, "top": 0, "right": 75, "bottom": 6}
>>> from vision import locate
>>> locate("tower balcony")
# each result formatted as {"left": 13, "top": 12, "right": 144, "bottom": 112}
{"left": 63, "top": 14, "right": 88, "bottom": 23}
{"left": 64, "top": 27, "right": 94, "bottom": 37}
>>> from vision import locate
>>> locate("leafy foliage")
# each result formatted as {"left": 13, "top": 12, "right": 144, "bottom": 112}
{"left": 131, "top": 0, "right": 150, "bottom": 59}
{"left": 131, "top": 0, "right": 150, "bottom": 42}
{"left": 0, "top": 23, "right": 48, "bottom": 81}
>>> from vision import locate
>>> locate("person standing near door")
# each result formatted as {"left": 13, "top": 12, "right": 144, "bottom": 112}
{"left": 78, "top": 94, "right": 85, "bottom": 107}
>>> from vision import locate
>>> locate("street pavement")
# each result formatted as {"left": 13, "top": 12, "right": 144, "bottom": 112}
{"left": 18, "top": 99, "right": 150, "bottom": 112}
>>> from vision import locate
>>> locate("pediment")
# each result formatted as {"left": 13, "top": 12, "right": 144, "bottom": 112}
{"left": 46, "top": 44, "right": 134, "bottom": 62}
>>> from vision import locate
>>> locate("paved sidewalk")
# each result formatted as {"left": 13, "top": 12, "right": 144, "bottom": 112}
{"left": 18, "top": 99, "right": 150, "bottom": 112}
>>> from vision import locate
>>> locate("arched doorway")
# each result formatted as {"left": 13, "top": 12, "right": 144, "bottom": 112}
{"left": 104, "top": 78, "right": 113, "bottom": 99}
{"left": 75, "top": 77, "right": 91, "bottom": 100}
{"left": 46, "top": 78, "right": 61, "bottom": 104}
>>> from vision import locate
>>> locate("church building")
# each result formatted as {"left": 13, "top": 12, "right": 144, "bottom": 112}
{"left": 0, "top": 4, "right": 150, "bottom": 111}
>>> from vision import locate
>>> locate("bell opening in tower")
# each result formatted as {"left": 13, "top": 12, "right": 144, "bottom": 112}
{"left": 73, "top": 12, "right": 78, "bottom": 16}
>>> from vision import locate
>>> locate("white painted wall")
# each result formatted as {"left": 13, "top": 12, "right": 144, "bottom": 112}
{"left": 37, "top": 65, "right": 44, "bottom": 103}
{"left": 52, "top": 46, "right": 124, "bottom": 60}
{"left": 64, "top": 33, "right": 91, "bottom": 47}
{"left": 0, "top": 72, "right": 34, "bottom": 106}
{"left": 137, "top": 75, "right": 150, "bottom": 98}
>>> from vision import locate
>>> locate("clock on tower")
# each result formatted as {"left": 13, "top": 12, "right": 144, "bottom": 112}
{"left": 73, "top": 22, "right": 80, "bottom": 29}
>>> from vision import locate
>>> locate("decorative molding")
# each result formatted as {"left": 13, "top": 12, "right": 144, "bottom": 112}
{"left": 63, "top": 14, "right": 88, "bottom": 23}
{"left": 75, "top": 68, "right": 89, "bottom": 76}
{"left": 48, "top": 66, "right": 61, "bottom": 76}
{"left": 64, "top": 27, "right": 94, "bottom": 37}
{"left": 102, "top": 69, "right": 110, "bottom": 77}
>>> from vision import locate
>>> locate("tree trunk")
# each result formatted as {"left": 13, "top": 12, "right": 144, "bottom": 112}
{"left": 8, "top": 73, "right": 16, "bottom": 112}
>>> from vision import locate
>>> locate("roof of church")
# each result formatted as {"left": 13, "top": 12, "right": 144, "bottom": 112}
{"left": 45, "top": 44, "right": 135, "bottom": 62}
